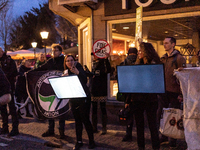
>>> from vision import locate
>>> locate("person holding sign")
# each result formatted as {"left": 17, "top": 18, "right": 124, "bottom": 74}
{"left": 125, "top": 42, "right": 160, "bottom": 150}
{"left": 63, "top": 55, "right": 95, "bottom": 150}
{"left": 90, "top": 52, "right": 111, "bottom": 135}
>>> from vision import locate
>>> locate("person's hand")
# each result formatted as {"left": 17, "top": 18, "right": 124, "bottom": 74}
{"left": 177, "top": 67, "right": 184, "bottom": 71}
{"left": 70, "top": 66, "right": 79, "bottom": 75}
{"left": 125, "top": 104, "right": 129, "bottom": 108}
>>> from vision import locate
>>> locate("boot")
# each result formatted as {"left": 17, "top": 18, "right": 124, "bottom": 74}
{"left": 59, "top": 130, "right": 65, "bottom": 139}
{"left": 92, "top": 114, "right": 98, "bottom": 133}
{"left": 122, "top": 124, "right": 133, "bottom": 142}
{"left": 101, "top": 114, "right": 107, "bottom": 135}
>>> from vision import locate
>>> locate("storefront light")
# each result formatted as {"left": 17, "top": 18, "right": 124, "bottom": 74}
{"left": 113, "top": 50, "right": 117, "bottom": 54}
{"left": 123, "top": 27, "right": 129, "bottom": 29}
{"left": 129, "top": 43, "right": 135, "bottom": 47}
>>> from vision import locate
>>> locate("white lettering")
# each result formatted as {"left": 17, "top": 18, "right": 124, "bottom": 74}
{"left": 161, "top": 0, "right": 176, "bottom": 4}
{"left": 134, "top": 0, "right": 185, "bottom": 7}
{"left": 135, "top": 0, "right": 153, "bottom": 7}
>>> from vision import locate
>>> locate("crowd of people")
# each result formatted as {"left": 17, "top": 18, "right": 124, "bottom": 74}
{"left": 0, "top": 36, "right": 196, "bottom": 150}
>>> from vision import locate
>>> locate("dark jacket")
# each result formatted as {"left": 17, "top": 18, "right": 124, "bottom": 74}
{"left": 0, "top": 68, "right": 11, "bottom": 97}
{"left": 161, "top": 50, "right": 186, "bottom": 93}
{"left": 91, "top": 58, "right": 111, "bottom": 97}
{"left": 0, "top": 53, "right": 18, "bottom": 91}
{"left": 15, "top": 65, "right": 31, "bottom": 96}
{"left": 32, "top": 55, "right": 65, "bottom": 72}
{"left": 68, "top": 62, "right": 91, "bottom": 98}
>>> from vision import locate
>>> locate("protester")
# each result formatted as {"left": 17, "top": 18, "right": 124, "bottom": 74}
{"left": 35, "top": 53, "right": 46, "bottom": 68}
{"left": 90, "top": 52, "right": 111, "bottom": 135}
{"left": 0, "top": 68, "right": 11, "bottom": 105}
{"left": 159, "top": 37, "right": 186, "bottom": 148}
{"left": 126, "top": 42, "right": 161, "bottom": 150}
{"left": 28, "top": 44, "right": 66, "bottom": 139}
{"left": 120, "top": 47, "right": 138, "bottom": 142}
{"left": 15, "top": 59, "right": 33, "bottom": 118}
{"left": 0, "top": 47, "right": 19, "bottom": 136}
{"left": 62, "top": 55, "right": 95, "bottom": 150}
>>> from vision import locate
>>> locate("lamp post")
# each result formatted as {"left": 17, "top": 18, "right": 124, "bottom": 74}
{"left": 31, "top": 41, "right": 37, "bottom": 60}
{"left": 40, "top": 30, "right": 49, "bottom": 56}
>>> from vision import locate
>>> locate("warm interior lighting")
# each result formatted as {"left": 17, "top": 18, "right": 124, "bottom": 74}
{"left": 165, "top": 31, "right": 168, "bottom": 34}
{"left": 112, "top": 28, "right": 116, "bottom": 31}
{"left": 174, "top": 34, "right": 178, "bottom": 37}
{"left": 40, "top": 31, "right": 49, "bottom": 39}
{"left": 123, "top": 27, "right": 129, "bottom": 29}
{"left": 113, "top": 50, "right": 117, "bottom": 54}
{"left": 129, "top": 42, "right": 135, "bottom": 47}
{"left": 31, "top": 42, "right": 37, "bottom": 48}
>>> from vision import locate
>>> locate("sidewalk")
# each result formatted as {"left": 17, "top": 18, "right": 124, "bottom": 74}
{"left": 14, "top": 116, "right": 187, "bottom": 150}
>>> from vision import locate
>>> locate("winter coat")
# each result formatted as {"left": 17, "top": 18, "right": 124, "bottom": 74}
{"left": 161, "top": 50, "right": 186, "bottom": 93}
{"left": 0, "top": 68, "right": 11, "bottom": 97}
{"left": 0, "top": 53, "right": 18, "bottom": 91}
{"left": 15, "top": 65, "right": 31, "bottom": 96}
{"left": 91, "top": 58, "right": 111, "bottom": 97}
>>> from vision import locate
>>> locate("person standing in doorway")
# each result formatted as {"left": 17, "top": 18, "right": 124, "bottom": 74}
{"left": 90, "top": 52, "right": 111, "bottom": 135}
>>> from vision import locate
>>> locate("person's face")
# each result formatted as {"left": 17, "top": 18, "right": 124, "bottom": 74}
{"left": 52, "top": 48, "right": 62, "bottom": 58}
{"left": 163, "top": 38, "right": 175, "bottom": 52}
{"left": 138, "top": 46, "right": 144, "bottom": 59}
{"left": 65, "top": 56, "right": 75, "bottom": 69}
{"left": 0, "top": 48, "right": 4, "bottom": 58}
{"left": 24, "top": 61, "right": 31, "bottom": 68}
{"left": 39, "top": 54, "right": 45, "bottom": 62}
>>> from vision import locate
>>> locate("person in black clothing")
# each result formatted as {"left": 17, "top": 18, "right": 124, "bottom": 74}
{"left": 120, "top": 47, "right": 138, "bottom": 142}
{"left": 0, "top": 68, "right": 11, "bottom": 105}
{"left": 63, "top": 55, "right": 95, "bottom": 150}
{"left": 15, "top": 59, "right": 33, "bottom": 118}
{"left": 28, "top": 45, "right": 66, "bottom": 139}
{"left": 90, "top": 53, "right": 111, "bottom": 135}
{"left": 0, "top": 47, "right": 19, "bottom": 136}
{"left": 125, "top": 42, "right": 160, "bottom": 150}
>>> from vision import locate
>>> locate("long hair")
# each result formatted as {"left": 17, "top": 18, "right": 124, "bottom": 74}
{"left": 136, "top": 42, "right": 161, "bottom": 64}
{"left": 63, "top": 55, "right": 76, "bottom": 70}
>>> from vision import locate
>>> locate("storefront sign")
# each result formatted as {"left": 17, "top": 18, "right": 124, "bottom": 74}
{"left": 135, "top": 0, "right": 178, "bottom": 7}
{"left": 135, "top": 6, "right": 143, "bottom": 49}
{"left": 92, "top": 39, "right": 111, "bottom": 59}
{"left": 105, "top": 0, "right": 197, "bottom": 16}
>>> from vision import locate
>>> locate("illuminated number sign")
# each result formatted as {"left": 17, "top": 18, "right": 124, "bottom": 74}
{"left": 134, "top": 0, "right": 187, "bottom": 7}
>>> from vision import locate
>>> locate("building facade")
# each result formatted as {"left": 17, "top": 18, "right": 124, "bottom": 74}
{"left": 49, "top": 0, "right": 200, "bottom": 101}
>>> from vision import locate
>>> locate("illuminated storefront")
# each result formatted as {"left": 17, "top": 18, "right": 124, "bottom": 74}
{"left": 49, "top": 0, "right": 200, "bottom": 101}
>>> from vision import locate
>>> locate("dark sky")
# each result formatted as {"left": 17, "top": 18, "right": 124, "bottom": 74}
{"left": 12, "top": 0, "right": 40, "bottom": 18}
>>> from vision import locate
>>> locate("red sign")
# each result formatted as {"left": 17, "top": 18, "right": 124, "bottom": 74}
{"left": 92, "top": 39, "right": 111, "bottom": 59}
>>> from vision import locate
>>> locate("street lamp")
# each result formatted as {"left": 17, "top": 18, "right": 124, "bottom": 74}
{"left": 31, "top": 41, "right": 37, "bottom": 60}
{"left": 40, "top": 30, "right": 49, "bottom": 56}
